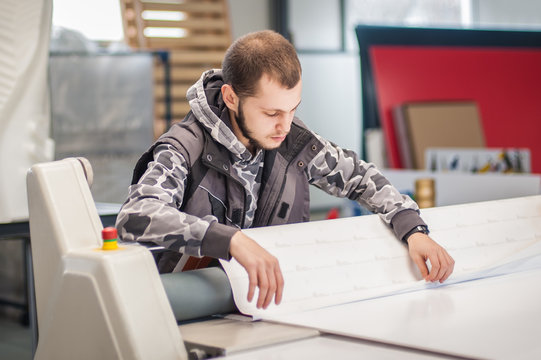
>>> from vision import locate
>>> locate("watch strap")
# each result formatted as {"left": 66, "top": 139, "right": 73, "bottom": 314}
{"left": 402, "top": 225, "right": 429, "bottom": 243}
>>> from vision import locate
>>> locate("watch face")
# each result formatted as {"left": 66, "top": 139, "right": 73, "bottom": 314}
{"left": 418, "top": 226, "right": 429, "bottom": 234}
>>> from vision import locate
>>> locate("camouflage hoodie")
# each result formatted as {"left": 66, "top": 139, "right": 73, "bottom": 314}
{"left": 116, "top": 69, "right": 426, "bottom": 271}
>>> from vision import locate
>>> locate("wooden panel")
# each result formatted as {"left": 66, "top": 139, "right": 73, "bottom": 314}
{"left": 169, "top": 50, "right": 224, "bottom": 65}
{"left": 143, "top": 18, "right": 227, "bottom": 31}
{"left": 153, "top": 116, "right": 188, "bottom": 139}
{"left": 153, "top": 66, "right": 208, "bottom": 82}
{"left": 155, "top": 101, "right": 192, "bottom": 118}
{"left": 153, "top": 118, "right": 167, "bottom": 140}
{"left": 146, "top": 34, "right": 230, "bottom": 50}
{"left": 120, "top": 0, "right": 231, "bottom": 51}
{"left": 120, "top": 0, "right": 146, "bottom": 48}
{"left": 120, "top": 0, "right": 231, "bottom": 137}
{"left": 154, "top": 84, "right": 191, "bottom": 100}
{"left": 141, "top": 1, "right": 224, "bottom": 14}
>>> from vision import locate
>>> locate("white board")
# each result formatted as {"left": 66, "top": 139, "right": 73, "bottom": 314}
{"left": 267, "top": 269, "right": 541, "bottom": 360}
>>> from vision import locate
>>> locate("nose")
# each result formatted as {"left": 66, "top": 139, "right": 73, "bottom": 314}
{"left": 276, "top": 113, "right": 293, "bottom": 133}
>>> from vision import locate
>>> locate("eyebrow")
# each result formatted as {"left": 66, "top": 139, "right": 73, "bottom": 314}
{"left": 262, "top": 99, "right": 302, "bottom": 113}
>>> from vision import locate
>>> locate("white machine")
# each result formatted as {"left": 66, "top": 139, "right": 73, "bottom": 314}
{"left": 27, "top": 158, "right": 186, "bottom": 359}
{"left": 27, "top": 158, "right": 541, "bottom": 359}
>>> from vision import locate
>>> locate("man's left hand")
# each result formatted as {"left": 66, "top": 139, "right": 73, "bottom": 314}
{"left": 407, "top": 233, "right": 455, "bottom": 283}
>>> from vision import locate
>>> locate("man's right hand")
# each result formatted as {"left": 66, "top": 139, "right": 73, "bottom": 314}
{"left": 229, "top": 231, "right": 284, "bottom": 309}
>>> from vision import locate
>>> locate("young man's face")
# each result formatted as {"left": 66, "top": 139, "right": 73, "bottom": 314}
{"left": 231, "top": 74, "right": 302, "bottom": 152}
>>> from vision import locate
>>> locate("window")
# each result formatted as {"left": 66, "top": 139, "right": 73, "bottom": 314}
{"left": 52, "top": 0, "right": 123, "bottom": 41}
{"left": 288, "top": 0, "right": 541, "bottom": 53}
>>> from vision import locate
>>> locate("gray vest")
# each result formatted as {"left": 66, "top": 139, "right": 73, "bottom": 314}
{"left": 132, "top": 114, "right": 324, "bottom": 248}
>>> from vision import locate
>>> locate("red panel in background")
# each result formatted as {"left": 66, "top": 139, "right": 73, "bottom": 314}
{"left": 370, "top": 46, "right": 541, "bottom": 172}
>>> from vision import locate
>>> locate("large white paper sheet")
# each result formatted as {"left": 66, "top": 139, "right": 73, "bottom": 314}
{"left": 220, "top": 196, "right": 541, "bottom": 318}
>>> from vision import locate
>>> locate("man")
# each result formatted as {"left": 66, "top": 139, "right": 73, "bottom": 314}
{"left": 116, "top": 30, "right": 454, "bottom": 311}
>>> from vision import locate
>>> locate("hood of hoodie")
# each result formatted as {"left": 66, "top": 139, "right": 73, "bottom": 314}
{"left": 186, "top": 69, "right": 253, "bottom": 162}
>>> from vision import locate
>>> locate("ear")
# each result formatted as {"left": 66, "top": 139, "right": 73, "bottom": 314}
{"left": 221, "top": 84, "right": 239, "bottom": 112}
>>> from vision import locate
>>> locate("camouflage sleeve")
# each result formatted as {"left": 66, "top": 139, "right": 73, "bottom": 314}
{"left": 307, "top": 133, "right": 426, "bottom": 241}
{"left": 115, "top": 144, "right": 220, "bottom": 257}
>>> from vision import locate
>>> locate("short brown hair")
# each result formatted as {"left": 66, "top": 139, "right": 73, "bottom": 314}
{"left": 222, "top": 30, "right": 302, "bottom": 98}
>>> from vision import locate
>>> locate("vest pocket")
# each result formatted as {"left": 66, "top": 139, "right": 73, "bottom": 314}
{"left": 277, "top": 202, "right": 290, "bottom": 219}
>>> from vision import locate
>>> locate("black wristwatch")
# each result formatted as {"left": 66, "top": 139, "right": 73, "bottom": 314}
{"left": 402, "top": 225, "right": 429, "bottom": 243}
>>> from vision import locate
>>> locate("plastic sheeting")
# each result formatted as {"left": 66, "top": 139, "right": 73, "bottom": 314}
{"left": 49, "top": 53, "right": 154, "bottom": 203}
{"left": 0, "top": 0, "right": 53, "bottom": 222}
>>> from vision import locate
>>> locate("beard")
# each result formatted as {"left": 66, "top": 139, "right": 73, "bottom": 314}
{"left": 235, "top": 100, "right": 269, "bottom": 151}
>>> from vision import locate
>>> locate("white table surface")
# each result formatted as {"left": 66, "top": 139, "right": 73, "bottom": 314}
{"left": 269, "top": 269, "right": 541, "bottom": 360}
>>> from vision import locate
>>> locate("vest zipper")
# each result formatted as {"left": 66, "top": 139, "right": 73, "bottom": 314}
{"left": 206, "top": 161, "right": 247, "bottom": 228}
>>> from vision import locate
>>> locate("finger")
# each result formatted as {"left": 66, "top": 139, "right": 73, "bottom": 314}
{"left": 263, "top": 267, "right": 277, "bottom": 309}
{"left": 440, "top": 265, "right": 452, "bottom": 283}
{"left": 440, "top": 252, "right": 455, "bottom": 283}
{"left": 412, "top": 254, "right": 429, "bottom": 280}
{"left": 434, "top": 251, "right": 449, "bottom": 282}
{"left": 256, "top": 269, "right": 269, "bottom": 309}
{"left": 435, "top": 249, "right": 454, "bottom": 282}
{"left": 275, "top": 263, "right": 284, "bottom": 305}
{"left": 436, "top": 251, "right": 450, "bottom": 282}
{"left": 427, "top": 253, "right": 441, "bottom": 282}
{"left": 247, "top": 268, "right": 257, "bottom": 302}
